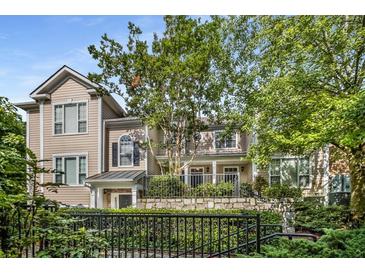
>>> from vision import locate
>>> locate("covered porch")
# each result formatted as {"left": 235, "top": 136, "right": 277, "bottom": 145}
{"left": 86, "top": 170, "right": 145, "bottom": 209}
{"left": 181, "top": 159, "right": 252, "bottom": 186}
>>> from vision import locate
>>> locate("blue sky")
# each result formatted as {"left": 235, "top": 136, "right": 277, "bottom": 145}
{"left": 0, "top": 16, "right": 165, "bottom": 118}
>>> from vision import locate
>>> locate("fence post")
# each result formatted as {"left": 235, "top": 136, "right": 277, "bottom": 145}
{"left": 256, "top": 214, "right": 261, "bottom": 254}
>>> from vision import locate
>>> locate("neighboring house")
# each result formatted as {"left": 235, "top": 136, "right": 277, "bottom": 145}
{"left": 15, "top": 66, "right": 349, "bottom": 209}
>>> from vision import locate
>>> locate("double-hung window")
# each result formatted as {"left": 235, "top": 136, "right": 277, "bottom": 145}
{"left": 54, "top": 155, "right": 87, "bottom": 185}
{"left": 269, "top": 157, "right": 310, "bottom": 187}
{"left": 214, "top": 131, "right": 237, "bottom": 149}
{"left": 119, "top": 135, "right": 133, "bottom": 166}
{"left": 54, "top": 102, "right": 87, "bottom": 134}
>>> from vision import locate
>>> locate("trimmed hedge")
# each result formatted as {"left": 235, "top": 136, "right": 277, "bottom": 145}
{"left": 293, "top": 200, "right": 354, "bottom": 233}
{"left": 258, "top": 227, "right": 365, "bottom": 258}
{"left": 263, "top": 184, "right": 302, "bottom": 199}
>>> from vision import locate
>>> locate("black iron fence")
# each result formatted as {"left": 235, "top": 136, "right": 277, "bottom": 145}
{"left": 13, "top": 211, "right": 284, "bottom": 258}
{"left": 70, "top": 212, "right": 265, "bottom": 258}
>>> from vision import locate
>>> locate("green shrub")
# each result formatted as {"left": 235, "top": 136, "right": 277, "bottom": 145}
{"left": 293, "top": 200, "right": 353, "bottom": 233}
{"left": 146, "top": 175, "right": 187, "bottom": 197}
{"left": 215, "top": 181, "right": 235, "bottom": 196}
{"left": 193, "top": 182, "right": 217, "bottom": 197}
{"left": 253, "top": 176, "right": 268, "bottom": 196}
{"left": 263, "top": 184, "right": 302, "bottom": 199}
{"left": 259, "top": 227, "right": 365, "bottom": 258}
{"left": 240, "top": 182, "right": 255, "bottom": 197}
{"left": 192, "top": 181, "right": 234, "bottom": 197}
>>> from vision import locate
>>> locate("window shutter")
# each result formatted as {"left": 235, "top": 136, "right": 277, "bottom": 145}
{"left": 133, "top": 142, "right": 140, "bottom": 166}
{"left": 112, "top": 143, "right": 118, "bottom": 167}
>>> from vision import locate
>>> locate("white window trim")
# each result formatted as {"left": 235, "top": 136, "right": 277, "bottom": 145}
{"left": 223, "top": 166, "right": 239, "bottom": 174}
{"left": 52, "top": 152, "right": 88, "bottom": 187}
{"left": 213, "top": 130, "right": 239, "bottom": 150}
{"left": 52, "top": 100, "right": 89, "bottom": 136}
{"left": 118, "top": 134, "right": 134, "bottom": 167}
{"left": 269, "top": 156, "right": 311, "bottom": 189}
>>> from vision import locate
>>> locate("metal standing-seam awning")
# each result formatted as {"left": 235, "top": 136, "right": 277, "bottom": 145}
{"left": 85, "top": 170, "right": 145, "bottom": 184}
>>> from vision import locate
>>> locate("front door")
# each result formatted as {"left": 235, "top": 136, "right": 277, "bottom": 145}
{"left": 111, "top": 193, "right": 132, "bottom": 209}
{"left": 223, "top": 167, "right": 239, "bottom": 183}
{"left": 190, "top": 167, "right": 204, "bottom": 187}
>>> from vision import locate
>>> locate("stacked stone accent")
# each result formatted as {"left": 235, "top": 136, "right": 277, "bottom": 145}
{"left": 137, "top": 197, "right": 292, "bottom": 212}
{"left": 137, "top": 197, "right": 295, "bottom": 232}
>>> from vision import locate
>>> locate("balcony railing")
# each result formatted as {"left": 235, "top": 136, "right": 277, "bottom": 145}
{"left": 143, "top": 173, "right": 242, "bottom": 198}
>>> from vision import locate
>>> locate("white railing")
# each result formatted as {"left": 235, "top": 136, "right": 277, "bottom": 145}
{"left": 144, "top": 173, "right": 241, "bottom": 198}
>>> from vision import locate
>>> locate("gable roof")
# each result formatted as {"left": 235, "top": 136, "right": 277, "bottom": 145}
{"left": 27, "top": 65, "right": 126, "bottom": 116}
{"left": 30, "top": 65, "right": 99, "bottom": 98}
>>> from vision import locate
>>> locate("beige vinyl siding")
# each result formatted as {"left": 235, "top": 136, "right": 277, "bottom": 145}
{"left": 102, "top": 99, "right": 120, "bottom": 119}
{"left": 28, "top": 109, "right": 40, "bottom": 158}
{"left": 42, "top": 77, "right": 99, "bottom": 206}
{"left": 106, "top": 126, "right": 146, "bottom": 171}
{"left": 44, "top": 186, "right": 90, "bottom": 206}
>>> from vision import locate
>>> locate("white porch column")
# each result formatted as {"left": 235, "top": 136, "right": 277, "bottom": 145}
{"left": 96, "top": 187, "right": 104, "bottom": 209}
{"left": 212, "top": 160, "right": 217, "bottom": 184}
{"left": 252, "top": 162, "right": 257, "bottom": 182}
{"left": 132, "top": 185, "right": 137, "bottom": 208}
{"left": 184, "top": 162, "right": 189, "bottom": 185}
{"left": 90, "top": 188, "right": 96, "bottom": 208}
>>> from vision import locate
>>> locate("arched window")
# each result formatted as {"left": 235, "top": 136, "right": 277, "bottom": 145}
{"left": 119, "top": 135, "right": 133, "bottom": 166}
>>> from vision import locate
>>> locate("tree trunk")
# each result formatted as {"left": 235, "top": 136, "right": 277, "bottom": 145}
{"left": 349, "top": 150, "right": 365, "bottom": 219}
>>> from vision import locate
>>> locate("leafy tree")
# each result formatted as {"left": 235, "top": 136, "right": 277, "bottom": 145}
{"left": 222, "top": 16, "right": 365, "bottom": 218}
{"left": 0, "top": 97, "right": 27, "bottom": 253}
{"left": 88, "top": 16, "right": 226, "bottom": 174}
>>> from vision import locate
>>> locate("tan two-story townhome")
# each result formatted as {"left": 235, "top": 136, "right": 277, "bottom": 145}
{"left": 15, "top": 66, "right": 350, "bottom": 208}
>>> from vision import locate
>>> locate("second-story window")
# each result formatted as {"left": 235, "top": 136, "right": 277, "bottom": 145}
{"left": 54, "top": 155, "right": 87, "bottom": 185}
{"left": 119, "top": 135, "right": 133, "bottom": 166}
{"left": 269, "top": 157, "right": 310, "bottom": 188}
{"left": 214, "top": 131, "right": 237, "bottom": 149}
{"left": 54, "top": 102, "right": 87, "bottom": 135}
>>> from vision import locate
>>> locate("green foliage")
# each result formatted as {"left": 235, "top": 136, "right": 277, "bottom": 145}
{"left": 193, "top": 181, "right": 234, "bottom": 197}
{"left": 240, "top": 182, "right": 255, "bottom": 197}
{"left": 0, "top": 96, "right": 26, "bottom": 195}
{"left": 253, "top": 175, "right": 268, "bottom": 196}
{"left": 293, "top": 200, "right": 354, "bottom": 233}
{"left": 259, "top": 227, "right": 365, "bottom": 258}
{"left": 34, "top": 210, "right": 108, "bottom": 258}
{"left": 88, "top": 16, "right": 227, "bottom": 174}
{"left": 221, "top": 15, "right": 365, "bottom": 217}
{"left": 263, "top": 184, "right": 302, "bottom": 199}
{"left": 146, "top": 175, "right": 187, "bottom": 197}
{"left": 146, "top": 176, "right": 236, "bottom": 197}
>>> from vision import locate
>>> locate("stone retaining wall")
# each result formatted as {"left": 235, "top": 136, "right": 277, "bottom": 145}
{"left": 137, "top": 197, "right": 295, "bottom": 232}
{"left": 137, "top": 197, "right": 292, "bottom": 212}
